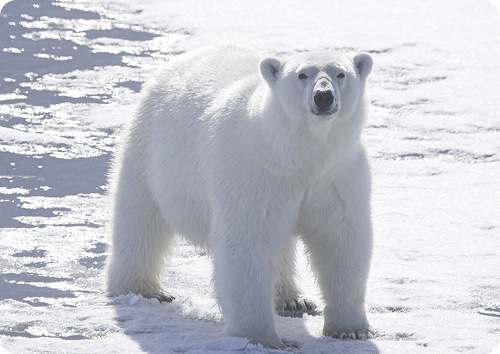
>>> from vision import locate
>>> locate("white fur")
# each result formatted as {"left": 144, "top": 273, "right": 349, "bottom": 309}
{"left": 106, "top": 46, "right": 374, "bottom": 347}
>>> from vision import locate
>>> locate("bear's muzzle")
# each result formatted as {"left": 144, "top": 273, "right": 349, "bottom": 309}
{"left": 312, "top": 88, "right": 338, "bottom": 116}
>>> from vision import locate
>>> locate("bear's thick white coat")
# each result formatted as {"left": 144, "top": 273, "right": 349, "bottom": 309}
{"left": 106, "top": 46, "right": 374, "bottom": 347}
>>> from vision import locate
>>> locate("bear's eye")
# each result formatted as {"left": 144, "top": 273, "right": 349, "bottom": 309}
{"left": 337, "top": 72, "right": 345, "bottom": 79}
{"left": 298, "top": 73, "right": 308, "bottom": 80}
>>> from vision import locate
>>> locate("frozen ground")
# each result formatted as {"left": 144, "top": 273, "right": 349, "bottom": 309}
{"left": 0, "top": 0, "right": 499, "bottom": 353}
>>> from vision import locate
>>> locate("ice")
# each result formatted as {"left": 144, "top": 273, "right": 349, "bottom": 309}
{"left": 201, "top": 337, "right": 250, "bottom": 351}
{"left": 1, "top": 0, "right": 499, "bottom": 353}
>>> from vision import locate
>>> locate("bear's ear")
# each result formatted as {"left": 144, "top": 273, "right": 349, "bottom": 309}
{"left": 353, "top": 53, "right": 373, "bottom": 80}
{"left": 259, "top": 57, "right": 281, "bottom": 85}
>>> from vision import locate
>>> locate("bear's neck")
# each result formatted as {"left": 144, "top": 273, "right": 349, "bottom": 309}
{"left": 247, "top": 91, "right": 365, "bottom": 184}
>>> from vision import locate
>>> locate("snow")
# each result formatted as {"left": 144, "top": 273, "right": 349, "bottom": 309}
{"left": 0, "top": 0, "right": 499, "bottom": 353}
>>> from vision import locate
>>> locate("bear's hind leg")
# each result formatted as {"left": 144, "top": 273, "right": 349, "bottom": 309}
{"left": 106, "top": 166, "right": 176, "bottom": 301}
{"left": 274, "top": 236, "right": 318, "bottom": 317}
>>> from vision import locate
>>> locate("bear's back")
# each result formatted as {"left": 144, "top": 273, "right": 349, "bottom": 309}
{"left": 154, "top": 46, "right": 262, "bottom": 100}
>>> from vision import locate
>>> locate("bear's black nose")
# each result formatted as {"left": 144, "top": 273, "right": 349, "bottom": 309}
{"left": 314, "top": 90, "right": 334, "bottom": 111}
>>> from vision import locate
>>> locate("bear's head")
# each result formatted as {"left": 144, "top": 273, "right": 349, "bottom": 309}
{"left": 259, "top": 51, "right": 372, "bottom": 123}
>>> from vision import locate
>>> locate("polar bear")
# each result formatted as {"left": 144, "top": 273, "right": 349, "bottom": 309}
{"left": 106, "top": 46, "right": 373, "bottom": 348}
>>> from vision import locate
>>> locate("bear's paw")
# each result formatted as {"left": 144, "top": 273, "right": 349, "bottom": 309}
{"left": 143, "top": 291, "right": 175, "bottom": 303}
{"left": 275, "top": 297, "right": 320, "bottom": 317}
{"left": 323, "top": 328, "right": 373, "bottom": 340}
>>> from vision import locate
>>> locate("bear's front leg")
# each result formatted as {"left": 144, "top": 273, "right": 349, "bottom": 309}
{"left": 210, "top": 184, "right": 302, "bottom": 348}
{"left": 212, "top": 228, "right": 282, "bottom": 348}
{"left": 298, "top": 149, "right": 373, "bottom": 340}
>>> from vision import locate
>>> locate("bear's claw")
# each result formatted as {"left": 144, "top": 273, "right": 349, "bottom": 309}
{"left": 323, "top": 328, "right": 372, "bottom": 340}
{"left": 144, "top": 292, "right": 175, "bottom": 302}
{"left": 276, "top": 298, "right": 321, "bottom": 317}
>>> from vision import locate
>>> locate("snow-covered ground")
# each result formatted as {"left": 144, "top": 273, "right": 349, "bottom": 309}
{"left": 0, "top": 0, "right": 499, "bottom": 353}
